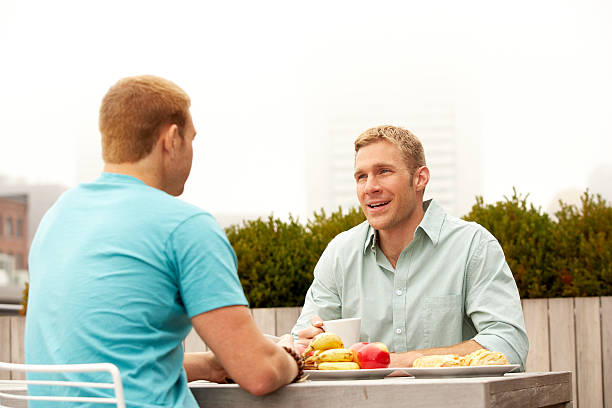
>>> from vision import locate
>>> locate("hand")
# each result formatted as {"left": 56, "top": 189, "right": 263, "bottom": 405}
{"left": 204, "top": 352, "right": 229, "bottom": 383}
{"left": 389, "top": 350, "right": 424, "bottom": 368}
{"left": 276, "top": 333, "right": 295, "bottom": 350}
{"left": 184, "top": 351, "right": 228, "bottom": 383}
{"left": 297, "top": 315, "right": 325, "bottom": 340}
{"left": 295, "top": 315, "right": 325, "bottom": 354}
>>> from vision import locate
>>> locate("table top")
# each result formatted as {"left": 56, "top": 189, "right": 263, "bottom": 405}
{"left": 1, "top": 371, "right": 572, "bottom": 408}
{"left": 188, "top": 371, "right": 572, "bottom": 408}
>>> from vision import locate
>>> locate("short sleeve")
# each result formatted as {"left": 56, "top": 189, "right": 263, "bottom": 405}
{"left": 167, "top": 213, "right": 248, "bottom": 318}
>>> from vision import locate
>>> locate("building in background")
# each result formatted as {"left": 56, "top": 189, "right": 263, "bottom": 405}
{"left": 0, "top": 179, "right": 67, "bottom": 310}
{"left": 0, "top": 194, "right": 29, "bottom": 311}
{"left": 304, "top": 67, "right": 482, "bottom": 220}
{"left": 0, "top": 194, "right": 28, "bottom": 270}
{"left": 0, "top": 180, "right": 68, "bottom": 249}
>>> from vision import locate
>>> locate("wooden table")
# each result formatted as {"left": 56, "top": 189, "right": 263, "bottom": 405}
{"left": 189, "top": 371, "right": 572, "bottom": 408}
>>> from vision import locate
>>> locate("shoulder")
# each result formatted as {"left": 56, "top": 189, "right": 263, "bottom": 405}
{"left": 442, "top": 213, "right": 498, "bottom": 244}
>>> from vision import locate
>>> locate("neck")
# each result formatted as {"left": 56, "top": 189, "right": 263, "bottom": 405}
{"left": 378, "top": 202, "right": 425, "bottom": 268}
{"left": 103, "top": 156, "right": 163, "bottom": 191}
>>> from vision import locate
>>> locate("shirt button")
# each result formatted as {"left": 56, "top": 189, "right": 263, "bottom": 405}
{"left": 396, "top": 289, "right": 402, "bottom": 296}
{"left": 396, "top": 328, "right": 402, "bottom": 334}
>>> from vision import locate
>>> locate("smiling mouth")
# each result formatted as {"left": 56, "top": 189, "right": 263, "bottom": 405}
{"left": 368, "top": 201, "right": 390, "bottom": 209}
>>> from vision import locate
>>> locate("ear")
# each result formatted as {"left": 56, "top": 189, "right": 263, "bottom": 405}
{"left": 160, "top": 124, "right": 180, "bottom": 155}
{"left": 413, "top": 166, "right": 430, "bottom": 192}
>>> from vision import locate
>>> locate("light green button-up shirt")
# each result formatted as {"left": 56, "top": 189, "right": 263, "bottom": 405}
{"left": 292, "top": 200, "right": 529, "bottom": 369}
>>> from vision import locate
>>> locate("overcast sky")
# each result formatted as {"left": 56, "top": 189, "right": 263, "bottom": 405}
{"left": 1, "top": 0, "right": 610, "bottom": 220}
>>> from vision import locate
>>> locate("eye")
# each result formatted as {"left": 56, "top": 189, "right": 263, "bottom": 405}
{"left": 379, "top": 168, "right": 392, "bottom": 175}
{"left": 355, "top": 173, "right": 367, "bottom": 181}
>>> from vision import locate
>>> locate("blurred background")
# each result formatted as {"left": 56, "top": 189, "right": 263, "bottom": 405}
{"left": 1, "top": 0, "right": 611, "bottom": 308}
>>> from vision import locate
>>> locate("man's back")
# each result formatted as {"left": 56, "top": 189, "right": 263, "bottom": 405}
{"left": 25, "top": 172, "right": 246, "bottom": 407}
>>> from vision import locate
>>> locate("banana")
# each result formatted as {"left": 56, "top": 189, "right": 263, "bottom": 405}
{"left": 318, "top": 362, "right": 360, "bottom": 370}
{"left": 316, "top": 348, "right": 355, "bottom": 362}
{"left": 304, "top": 350, "right": 322, "bottom": 365}
{"left": 303, "top": 332, "right": 344, "bottom": 356}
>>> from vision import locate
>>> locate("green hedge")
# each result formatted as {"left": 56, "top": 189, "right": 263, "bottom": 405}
{"left": 463, "top": 190, "right": 611, "bottom": 298}
{"left": 225, "top": 207, "right": 365, "bottom": 307}
{"left": 228, "top": 190, "right": 611, "bottom": 306}
{"left": 20, "top": 190, "right": 611, "bottom": 312}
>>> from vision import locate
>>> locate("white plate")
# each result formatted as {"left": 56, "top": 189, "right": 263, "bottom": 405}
{"left": 401, "top": 364, "right": 520, "bottom": 378}
{"left": 304, "top": 368, "right": 413, "bottom": 380}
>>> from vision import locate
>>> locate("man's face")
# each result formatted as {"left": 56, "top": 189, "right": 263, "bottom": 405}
{"left": 167, "top": 113, "right": 196, "bottom": 196}
{"left": 354, "top": 140, "right": 419, "bottom": 233}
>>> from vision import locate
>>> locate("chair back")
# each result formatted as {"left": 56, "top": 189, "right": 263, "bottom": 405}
{"left": 0, "top": 362, "right": 126, "bottom": 408}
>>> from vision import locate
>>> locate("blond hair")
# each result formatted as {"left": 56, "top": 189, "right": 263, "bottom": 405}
{"left": 354, "top": 125, "right": 426, "bottom": 170}
{"left": 99, "top": 75, "right": 191, "bottom": 163}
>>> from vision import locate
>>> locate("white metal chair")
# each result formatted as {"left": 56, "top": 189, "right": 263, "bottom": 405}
{"left": 0, "top": 362, "right": 125, "bottom": 408}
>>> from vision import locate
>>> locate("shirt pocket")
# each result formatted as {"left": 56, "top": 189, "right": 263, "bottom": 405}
{"left": 422, "top": 294, "right": 462, "bottom": 348}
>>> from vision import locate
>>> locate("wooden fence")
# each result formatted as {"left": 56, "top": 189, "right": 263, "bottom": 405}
{"left": 2, "top": 297, "right": 611, "bottom": 407}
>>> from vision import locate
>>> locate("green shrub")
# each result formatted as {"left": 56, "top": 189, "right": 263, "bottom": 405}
{"left": 462, "top": 189, "right": 558, "bottom": 298}
{"left": 307, "top": 206, "right": 366, "bottom": 256}
{"left": 464, "top": 189, "right": 611, "bottom": 298}
{"left": 20, "top": 281, "right": 28, "bottom": 315}
{"left": 20, "top": 190, "right": 610, "bottom": 312}
{"left": 225, "top": 207, "right": 365, "bottom": 307}
{"left": 551, "top": 192, "right": 612, "bottom": 296}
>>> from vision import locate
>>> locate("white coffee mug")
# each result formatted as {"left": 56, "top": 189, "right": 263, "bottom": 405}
{"left": 322, "top": 317, "right": 361, "bottom": 348}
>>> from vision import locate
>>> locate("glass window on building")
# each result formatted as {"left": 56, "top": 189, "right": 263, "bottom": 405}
{"left": 6, "top": 217, "right": 12, "bottom": 237}
{"left": 17, "top": 218, "right": 23, "bottom": 238}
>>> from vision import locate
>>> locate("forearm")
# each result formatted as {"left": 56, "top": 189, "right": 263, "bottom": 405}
{"left": 183, "top": 351, "right": 225, "bottom": 383}
{"left": 192, "top": 307, "right": 299, "bottom": 395}
{"left": 389, "top": 340, "right": 483, "bottom": 367}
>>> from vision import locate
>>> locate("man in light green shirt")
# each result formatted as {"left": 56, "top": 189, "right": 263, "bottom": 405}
{"left": 292, "top": 125, "right": 528, "bottom": 369}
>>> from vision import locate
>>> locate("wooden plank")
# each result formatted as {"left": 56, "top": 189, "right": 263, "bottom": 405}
{"left": 548, "top": 298, "right": 577, "bottom": 404}
{"left": 9, "top": 316, "right": 25, "bottom": 380}
{"left": 275, "top": 308, "right": 300, "bottom": 337}
{"left": 184, "top": 328, "right": 207, "bottom": 353}
{"left": 0, "top": 317, "right": 10, "bottom": 380}
{"left": 601, "top": 297, "right": 612, "bottom": 408}
{"left": 522, "top": 298, "right": 550, "bottom": 372}
{"left": 251, "top": 308, "right": 276, "bottom": 336}
{"left": 489, "top": 372, "right": 572, "bottom": 407}
{"left": 575, "top": 297, "right": 603, "bottom": 408}
{"left": 489, "top": 382, "right": 571, "bottom": 407}
{"left": 191, "top": 378, "right": 488, "bottom": 407}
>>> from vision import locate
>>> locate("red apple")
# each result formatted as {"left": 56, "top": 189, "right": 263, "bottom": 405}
{"left": 356, "top": 342, "right": 390, "bottom": 369}
{"left": 349, "top": 342, "right": 369, "bottom": 362}
{"left": 349, "top": 342, "right": 369, "bottom": 352}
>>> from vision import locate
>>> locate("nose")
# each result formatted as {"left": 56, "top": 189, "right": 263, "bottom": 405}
{"left": 364, "top": 174, "right": 381, "bottom": 194}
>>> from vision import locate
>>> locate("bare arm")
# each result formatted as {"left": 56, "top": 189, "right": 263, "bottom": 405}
{"left": 389, "top": 340, "right": 483, "bottom": 367}
{"left": 185, "top": 305, "right": 298, "bottom": 396}
{"left": 184, "top": 351, "right": 227, "bottom": 383}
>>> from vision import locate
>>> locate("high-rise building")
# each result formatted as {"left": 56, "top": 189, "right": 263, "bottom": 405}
{"left": 305, "top": 87, "right": 481, "bottom": 220}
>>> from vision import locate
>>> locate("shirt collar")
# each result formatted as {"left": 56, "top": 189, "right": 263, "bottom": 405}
{"left": 418, "top": 199, "right": 445, "bottom": 246}
{"left": 362, "top": 199, "right": 446, "bottom": 254}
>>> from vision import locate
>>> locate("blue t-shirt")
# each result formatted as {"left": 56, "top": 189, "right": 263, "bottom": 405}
{"left": 25, "top": 173, "right": 248, "bottom": 407}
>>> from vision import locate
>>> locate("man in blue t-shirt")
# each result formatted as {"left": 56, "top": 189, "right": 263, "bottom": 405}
{"left": 25, "top": 75, "right": 299, "bottom": 407}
